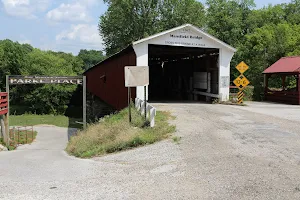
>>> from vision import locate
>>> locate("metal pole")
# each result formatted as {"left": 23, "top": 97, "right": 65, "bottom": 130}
{"left": 128, "top": 87, "right": 131, "bottom": 123}
{"left": 144, "top": 86, "right": 147, "bottom": 122}
{"left": 83, "top": 76, "right": 87, "bottom": 130}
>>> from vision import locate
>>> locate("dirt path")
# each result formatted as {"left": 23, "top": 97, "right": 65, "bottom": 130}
{"left": 1, "top": 103, "right": 300, "bottom": 199}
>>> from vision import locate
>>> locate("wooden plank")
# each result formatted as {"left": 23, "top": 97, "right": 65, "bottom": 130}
{"left": 0, "top": 103, "right": 8, "bottom": 108}
{"left": 193, "top": 91, "right": 220, "bottom": 98}
{"left": 0, "top": 109, "right": 8, "bottom": 115}
{"left": 0, "top": 99, "right": 7, "bottom": 103}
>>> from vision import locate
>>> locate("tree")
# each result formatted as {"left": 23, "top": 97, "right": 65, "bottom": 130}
{"left": 206, "top": 0, "right": 255, "bottom": 47}
{"left": 285, "top": 0, "right": 300, "bottom": 25}
{"left": 235, "top": 23, "right": 300, "bottom": 99}
{"left": 13, "top": 49, "right": 80, "bottom": 114}
{"left": 0, "top": 40, "right": 30, "bottom": 90}
{"left": 99, "top": 0, "right": 206, "bottom": 55}
{"left": 78, "top": 49, "right": 106, "bottom": 70}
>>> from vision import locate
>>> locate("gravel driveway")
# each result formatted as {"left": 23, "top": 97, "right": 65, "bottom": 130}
{"left": 1, "top": 102, "right": 300, "bottom": 199}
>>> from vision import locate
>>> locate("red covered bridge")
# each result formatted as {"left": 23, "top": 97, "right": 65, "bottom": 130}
{"left": 263, "top": 56, "right": 300, "bottom": 105}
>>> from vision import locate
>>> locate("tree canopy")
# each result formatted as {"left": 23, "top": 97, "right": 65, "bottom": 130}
{"left": 78, "top": 49, "right": 106, "bottom": 70}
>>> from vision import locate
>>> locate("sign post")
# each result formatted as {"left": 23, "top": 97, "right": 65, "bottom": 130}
{"left": 128, "top": 87, "right": 132, "bottom": 123}
{"left": 233, "top": 62, "right": 250, "bottom": 104}
{"left": 125, "top": 66, "right": 149, "bottom": 124}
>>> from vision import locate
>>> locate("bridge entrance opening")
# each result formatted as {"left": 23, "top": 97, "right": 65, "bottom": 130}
{"left": 148, "top": 44, "right": 219, "bottom": 102}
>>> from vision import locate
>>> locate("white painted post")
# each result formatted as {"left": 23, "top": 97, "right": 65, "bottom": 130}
{"left": 150, "top": 107, "right": 156, "bottom": 127}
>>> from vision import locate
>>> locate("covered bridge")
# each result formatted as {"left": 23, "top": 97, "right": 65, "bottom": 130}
{"left": 84, "top": 24, "right": 236, "bottom": 110}
{"left": 263, "top": 56, "right": 300, "bottom": 105}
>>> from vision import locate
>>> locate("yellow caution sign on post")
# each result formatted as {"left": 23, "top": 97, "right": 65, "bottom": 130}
{"left": 234, "top": 62, "right": 250, "bottom": 104}
{"left": 233, "top": 75, "right": 250, "bottom": 90}
{"left": 237, "top": 91, "right": 244, "bottom": 104}
{"left": 236, "top": 61, "right": 249, "bottom": 74}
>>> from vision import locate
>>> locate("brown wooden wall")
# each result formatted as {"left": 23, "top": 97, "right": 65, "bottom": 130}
{"left": 84, "top": 47, "right": 137, "bottom": 110}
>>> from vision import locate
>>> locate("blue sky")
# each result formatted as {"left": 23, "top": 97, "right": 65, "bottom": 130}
{"left": 0, "top": 0, "right": 292, "bottom": 55}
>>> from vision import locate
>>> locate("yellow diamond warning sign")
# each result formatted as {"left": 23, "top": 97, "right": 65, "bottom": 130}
{"left": 236, "top": 61, "right": 249, "bottom": 74}
{"left": 233, "top": 75, "right": 250, "bottom": 90}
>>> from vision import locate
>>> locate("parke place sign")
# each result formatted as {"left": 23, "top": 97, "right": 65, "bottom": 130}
{"left": 8, "top": 76, "right": 83, "bottom": 85}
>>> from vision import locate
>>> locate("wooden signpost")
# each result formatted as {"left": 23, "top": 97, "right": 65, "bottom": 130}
{"left": 124, "top": 66, "right": 149, "bottom": 123}
{"left": 233, "top": 62, "right": 250, "bottom": 104}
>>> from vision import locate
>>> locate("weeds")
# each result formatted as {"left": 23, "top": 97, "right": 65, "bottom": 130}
{"left": 172, "top": 136, "right": 181, "bottom": 144}
{"left": 66, "top": 107, "right": 176, "bottom": 158}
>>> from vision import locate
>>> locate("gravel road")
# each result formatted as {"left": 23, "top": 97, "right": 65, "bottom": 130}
{"left": 1, "top": 102, "right": 300, "bottom": 199}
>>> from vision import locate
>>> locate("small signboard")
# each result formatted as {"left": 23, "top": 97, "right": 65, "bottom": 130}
{"left": 233, "top": 74, "right": 250, "bottom": 90}
{"left": 236, "top": 61, "right": 249, "bottom": 74}
{"left": 125, "top": 66, "right": 149, "bottom": 87}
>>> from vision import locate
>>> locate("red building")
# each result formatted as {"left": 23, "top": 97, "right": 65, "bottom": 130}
{"left": 263, "top": 56, "right": 300, "bottom": 105}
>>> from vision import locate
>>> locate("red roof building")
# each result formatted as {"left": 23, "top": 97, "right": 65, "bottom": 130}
{"left": 263, "top": 56, "right": 300, "bottom": 105}
{"left": 263, "top": 56, "right": 300, "bottom": 74}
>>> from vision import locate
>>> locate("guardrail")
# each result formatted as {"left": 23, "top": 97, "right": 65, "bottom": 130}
{"left": 135, "top": 98, "right": 156, "bottom": 127}
{"left": 0, "top": 92, "right": 8, "bottom": 115}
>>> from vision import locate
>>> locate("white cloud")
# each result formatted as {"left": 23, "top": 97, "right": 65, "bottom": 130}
{"left": 55, "top": 24, "right": 104, "bottom": 53}
{"left": 1, "top": 0, "right": 50, "bottom": 18}
{"left": 18, "top": 34, "right": 31, "bottom": 44}
{"left": 46, "top": 0, "right": 97, "bottom": 23}
{"left": 18, "top": 39, "right": 31, "bottom": 44}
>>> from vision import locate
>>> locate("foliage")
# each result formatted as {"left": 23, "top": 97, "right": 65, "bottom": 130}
{"left": 99, "top": 0, "right": 205, "bottom": 55}
{"left": 66, "top": 107, "right": 176, "bottom": 158}
{"left": 78, "top": 49, "right": 106, "bottom": 70}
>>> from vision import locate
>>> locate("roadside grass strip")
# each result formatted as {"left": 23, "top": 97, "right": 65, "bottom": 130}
{"left": 66, "top": 107, "right": 176, "bottom": 158}
{"left": 10, "top": 114, "right": 82, "bottom": 129}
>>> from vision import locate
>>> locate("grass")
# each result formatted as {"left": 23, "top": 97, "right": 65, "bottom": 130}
{"left": 172, "top": 136, "right": 181, "bottom": 144}
{"left": 66, "top": 106, "right": 176, "bottom": 158}
{"left": 8, "top": 130, "right": 38, "bottom": 150}
{"left": 10, "top": 114, "right": 83, "bottom": 129}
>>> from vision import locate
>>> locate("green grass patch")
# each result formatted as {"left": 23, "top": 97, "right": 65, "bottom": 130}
{"left": 66, "top": 107, "right": 176, "bottom": 158}
{"left": 10, "top": 114, "right": 82, "bottom": 129}
{"left": 172, "top": 136, "right": 181, "bottom": 144}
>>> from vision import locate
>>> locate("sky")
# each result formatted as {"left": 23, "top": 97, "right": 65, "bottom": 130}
{"left": 0, "top": 0, "right": 292, "bottom": 55}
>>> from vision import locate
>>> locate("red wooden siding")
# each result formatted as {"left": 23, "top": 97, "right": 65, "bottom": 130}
{"left": 0, "top": 92, "right": 8, "bottom": 115}
{"left": 85, "top": 47, "right": 137, "bottom": 110}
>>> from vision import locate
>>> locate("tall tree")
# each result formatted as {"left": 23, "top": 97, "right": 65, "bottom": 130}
{"left": 78, "top": 49, "right": 106, "bottom": 70}
{"left": 285, "top": 0, "right": 300, "bottom": 25}
{"left": 99, "top": 0, "right": 206, "bottom": 55}
{"left": 206, "top": 0, "right": 255, "bottom": 47}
